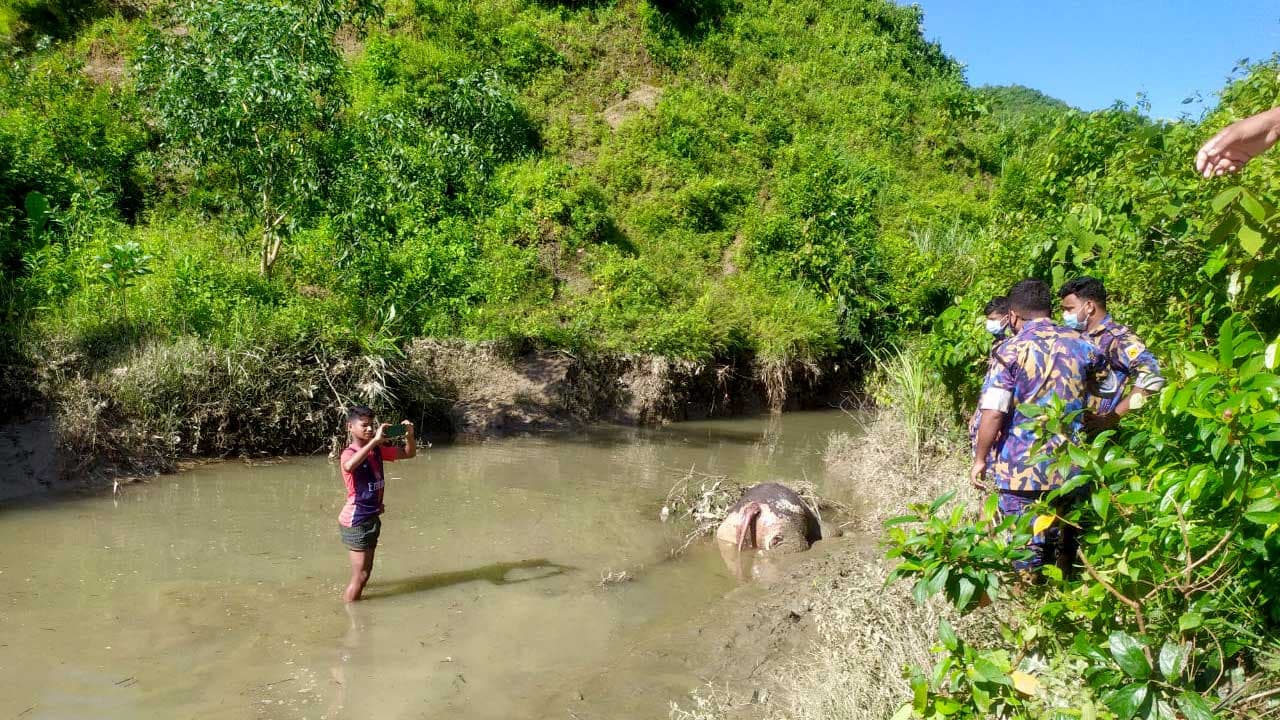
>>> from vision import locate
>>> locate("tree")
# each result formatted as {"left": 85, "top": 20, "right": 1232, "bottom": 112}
{"left": 135, "top": 0, "right": 352, "bottom": 277}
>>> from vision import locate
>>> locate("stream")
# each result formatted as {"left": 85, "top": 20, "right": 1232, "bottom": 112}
{"left": 0, "top": 410, "right": 859, "bottom": 719}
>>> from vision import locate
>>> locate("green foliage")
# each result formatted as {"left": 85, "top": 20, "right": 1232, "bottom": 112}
{"left": 135, "top": 0, "right": 352, "bottom": 276}
{"left": 887, "top": 149, "right": 1280, "bottom": 717}
{"left": 94, "top": 239, "right": 151, "bottom": 320}
{"left": 3, "top": 2, "right": 1279, "bottom": 714}
{"left": 4, "top": 0, "right": 1021, "bottom": 377}
{"left": 886, "top": 491, "right": 1028, "bottom": 615}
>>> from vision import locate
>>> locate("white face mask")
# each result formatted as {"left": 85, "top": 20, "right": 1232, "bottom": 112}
{"left": 985, "top": 318, "right": 1006, "bottom": 336}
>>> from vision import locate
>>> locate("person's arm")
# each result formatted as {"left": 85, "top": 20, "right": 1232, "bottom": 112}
{"left": 971, "top": 351, "right": 1016, "bottom": 490}
{"left": 342, "top": 424, "right": 388, "bottom": 473}
{"left": 1088, "top": 340, "right": 1162, "bottom": 429}
{"left": 1196, "top": 107, "right": 1280, "bottom": 177}
{"left": 1115, "top": 346, "right": 1164, "bottom": 418}
{"left": 970, "top": 409, "right": 1006, "bottom": 490}
{"left": 401, "top": 420, "right": 416, "bottom": 459}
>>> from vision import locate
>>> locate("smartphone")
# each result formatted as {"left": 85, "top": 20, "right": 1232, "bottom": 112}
{"left": 382, "top": 423, "right": 408, "bottom": 439}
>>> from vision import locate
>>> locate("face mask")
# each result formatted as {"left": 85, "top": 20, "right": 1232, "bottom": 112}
{"left": 985, "top": 319, "right": 1006, "bottom": 336}
{"left": 1062, "top": 311, "right": 1082, "bottom": 330}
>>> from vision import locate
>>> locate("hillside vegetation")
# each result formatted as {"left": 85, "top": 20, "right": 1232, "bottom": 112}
{"left": 4, "top": 2, "right": 1280, "bottom": 716}
{"left": 2, "top": 0, "right": 1007, "bottom": 369}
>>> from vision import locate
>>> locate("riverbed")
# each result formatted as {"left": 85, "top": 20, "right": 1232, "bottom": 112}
{"left": 0, "top": 410, "right": 858, "bottom": 719}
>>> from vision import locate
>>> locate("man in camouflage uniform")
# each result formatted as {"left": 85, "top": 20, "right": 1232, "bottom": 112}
{"left": 969, "top": 295, "right": 1012, "bottom": 461}
{"left": 1058, "top": 276, "right": 1165, "bottom": 430}
{"left": 971, "top": 279, "right": 1114, "bottom": 571}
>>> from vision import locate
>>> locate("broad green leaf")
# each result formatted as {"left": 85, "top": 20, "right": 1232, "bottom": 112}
{"left": 1109, "top": 631, "right": 1150, "bottom": 679}
{"left": 1244, "top": 510, "right": 1280, "bottom": 525}
{"left": 1248, "top": 497, "right": 1280, "bottom": 514}
{"left": 1104, "top": 683, "right": 1149, "bottom": 719}
{"left": 972, "top": 683, "right": 991, "bottom": 713}
{"left": 1210, "top": 186, "right": 1241, "bottom": 213}
{"left": 1182, "top": 351, "right": 1220, "bottom": 371}
{"left": 1174, "top": 692, "right": 1214, "bottom": 720}
{"left": 1238, "top": 188, "right": 1272, "bottom": 224}
{"left": 927, "top": 565, "right": 950, "bottom": 595}
{"left": 929, "top": 490, "right": 956, "bottom": 513}
{"left": 933, "top": 697, "right": 962, "bottom": 715}
{"left": 1092, "top": 487, "right": 1111, "bottom": 521}
{"left": 1116, "top": 491, "right": 1159, "bottom": 505}
{"left": 1178, "top": 612, "right": 1204, "bottom": 631}
{"left": 912, "top": 579, "right": 929, "bottom": 605}
{"left": 1220, "top": 315, "right": 1236, "bottom": 369}
{"left": 1158, "top": 641, "right": 1188, "bottom": 682}
{"left": 1239, "top": 225, "right": 1264, "bottom": 256}
{"left": 938, "top": 619, "right": 958, "bottom": 652}
{"left": 972, "top": 655, "right": 1011, "bottom": 686}
{"left": 955, "top": 576, "right": 977, "bottom": 611}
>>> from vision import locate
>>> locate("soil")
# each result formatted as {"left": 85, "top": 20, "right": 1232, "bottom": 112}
{"left": 401, "top": 339, "right": 855, "bottom": 436}
{"left": 569, "top": 533, "right": 882, "bottom": 719}
{"left": 0, "top": 417, "right": 60, "bottom": 502}
{"left": 602, "top": 84, "right": 664, "bottom": 129}
{"left": 693, "top": 537, "right": 883, "bottom": 700}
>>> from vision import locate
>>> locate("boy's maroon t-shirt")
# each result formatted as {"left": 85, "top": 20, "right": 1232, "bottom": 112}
{"left": 338, "top": 444, "right": 400, "bottom": 527}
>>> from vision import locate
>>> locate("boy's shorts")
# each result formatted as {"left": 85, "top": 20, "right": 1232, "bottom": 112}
{"left": 339, "top": 516, "right": 381, "bottom": 551}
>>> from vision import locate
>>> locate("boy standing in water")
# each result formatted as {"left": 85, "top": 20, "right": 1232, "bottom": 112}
{"left": 339, "top": 406, "right": 416, "bottom": 602}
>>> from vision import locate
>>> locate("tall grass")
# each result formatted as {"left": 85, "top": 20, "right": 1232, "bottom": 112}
{"left": 871, "top": 345, "right": 941, "bottom": 476}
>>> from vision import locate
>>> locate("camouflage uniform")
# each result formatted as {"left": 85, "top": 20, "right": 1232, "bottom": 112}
{"left": 969, "top": 336, "right": 1011, "bottom": 463}
{"left": 979, "top": 318, "right": 1114, "bottom": 570}
{"left": 1083, "top": 314, "right": 1165, "bottom": 415}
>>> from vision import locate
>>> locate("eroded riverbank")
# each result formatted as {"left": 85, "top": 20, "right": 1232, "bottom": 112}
{"left": 0, "top": 410, "right": 868, "bottom": 719}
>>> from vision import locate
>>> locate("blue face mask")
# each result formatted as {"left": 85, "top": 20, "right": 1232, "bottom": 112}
{"left": 1062, "top": 311, "right": 1083, "bottom": 330}
{"left": 984, "top": 319, "right": 1007, "bottom": 337}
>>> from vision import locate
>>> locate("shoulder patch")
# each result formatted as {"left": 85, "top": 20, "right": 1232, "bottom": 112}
{"left": 1124, "top": 342, "right": 1144, "bottom": 362}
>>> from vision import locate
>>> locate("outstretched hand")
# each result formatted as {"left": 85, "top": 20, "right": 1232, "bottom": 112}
{"left": 1195, "top": 107, "right": 1280, "bottom": 177}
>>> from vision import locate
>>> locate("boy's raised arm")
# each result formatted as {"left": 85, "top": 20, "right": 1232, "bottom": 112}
{"left": 342, "top": 423, "right": 388, "bottom": 472}
{"left": 401, "top": 420, "right": 416, "bottom": 459}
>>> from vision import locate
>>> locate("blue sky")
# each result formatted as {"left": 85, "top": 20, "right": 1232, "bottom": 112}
{"left": 906, "top": 1, "right": 1280, "bottom": 120}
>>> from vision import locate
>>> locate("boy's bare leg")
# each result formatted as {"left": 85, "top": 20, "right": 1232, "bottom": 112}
{"left": 344, "top": 548, "right": 376, "bottom": 602}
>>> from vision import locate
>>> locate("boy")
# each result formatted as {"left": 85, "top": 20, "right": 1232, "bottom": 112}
{"left": 338, "top": 406, "right": 416, "bottom": 602}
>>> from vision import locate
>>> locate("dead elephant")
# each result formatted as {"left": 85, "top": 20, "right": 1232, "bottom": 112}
{"left": 715, "top": 482, "right": 822, "bottom": 554}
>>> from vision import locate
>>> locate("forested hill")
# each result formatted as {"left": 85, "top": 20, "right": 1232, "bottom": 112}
{"left": 2, "top": 0, "right": 1278, "bottom": 427}
{"left": 1, "top": 0, "right": 1043, "bottom": 369}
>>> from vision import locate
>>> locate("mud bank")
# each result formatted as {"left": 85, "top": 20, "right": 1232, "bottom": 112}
{"left": 662, "top": 412, "right": 982, "bottom": 720}
{"left": 4, "top": 337, "right": 859, "bottom": 498}
{"left": 403, "top": 339, "right": 856, "bottom": 434}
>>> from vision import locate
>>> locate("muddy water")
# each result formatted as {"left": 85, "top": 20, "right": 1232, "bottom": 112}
{"left": 0, "top": 410, "right": 856, "bottom": 719}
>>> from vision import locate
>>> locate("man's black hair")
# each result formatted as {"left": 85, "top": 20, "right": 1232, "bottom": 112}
{"left": 346, "top": 405, "right": 375, "bottom": 423}
{"left": 1058, "top": 276, "right": 1107, "bottom": 307}
{"left": 1007, "top": 279, "right": 1052, "bottom": 316}
{"left": 983, "top": 296, "right": 1009, "bottom": 316}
